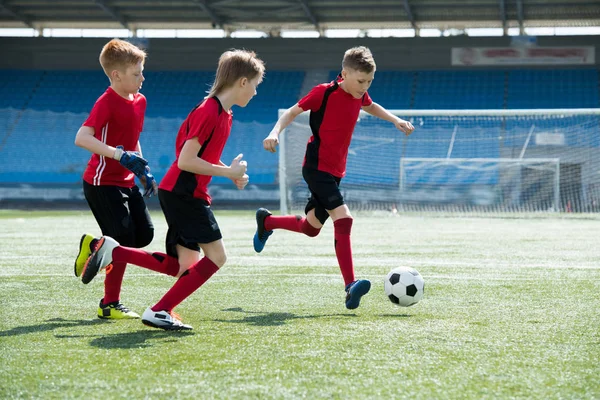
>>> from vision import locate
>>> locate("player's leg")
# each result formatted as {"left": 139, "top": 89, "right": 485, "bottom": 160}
{"left": 253, "top": 207, "right": 323, "bottom": 253}
{"left": 328, "top": 205, "right": 370, "bottom": 310}
{"left": 128, "top": 185, "right": 154, "bottom": 249}
{"left": 82, "top": 188, "right": 180, "bottom": 280}
{"left": 302, "top": 168, "right": 370, "bottom": 309}
{"left": 81, "top": 183, "right": 140, "bottom": 319}
{"left": 328, "top": 204, "right": 355, "bottom": 285}
{"left": 74, "top": 182, "right": 103, "bottom": 277}
{"left": 253, "top": 172, "right": 326, "bottom": 253}
{"left": 258, "top": 208, "right": 324, "bottom": 236}
{"left": 81, "top": 192, "right": 180, "bottom": 284}
{"left": 100, "top": 186, "right": 149, "bottom": 311}
{"left": 83, "top": 240, "right": 181, "bottom": 284}
{"left": 142, "top": 193, "right": 222, "bottom": 330}
{"left": 142, "top": 241, "right": 223, "bottom": 331}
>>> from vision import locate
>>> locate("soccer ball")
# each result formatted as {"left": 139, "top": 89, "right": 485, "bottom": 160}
{"left": 384, "top": 267, "right": 424, "bottom": 307}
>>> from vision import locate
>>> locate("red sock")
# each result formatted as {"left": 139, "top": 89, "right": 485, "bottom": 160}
{"left": 112, "top": 246, "right": 179, "bottom": 277}
{"left": 264, "top": 215, "right": 302, "bottom": 232}
{"left": 333, "top": 218, "right": 355, "bottom": 286}
{"left": 103, "top": 261, "right": 126, "bottom": 304}
{"left": 264, "top": 215, "right": 320, "bottom": 237}
{"left": 152, "top": 257, "right": 219, "bottom": 312}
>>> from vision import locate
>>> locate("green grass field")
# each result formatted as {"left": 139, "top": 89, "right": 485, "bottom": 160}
{"left": 1, "top": 209, "right": 599, "bottom": 399}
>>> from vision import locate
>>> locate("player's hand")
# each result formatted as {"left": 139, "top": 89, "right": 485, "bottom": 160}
{"left": 229, "top": 153, "right": 247, "bottom": 180}
{"left": 114, "top": 145, "right": 148, "bottom": 177}
{"left": 395, "top": 119, "right": 415, "bottom": 136}
{"left": 233, "top": 174, "right": 249, "bottom": 190}
{"left": 139, "top": 166, "right": 158, "bottom": 197}
{"left": 263, "top": 134, "right": 279, "bottom": 153}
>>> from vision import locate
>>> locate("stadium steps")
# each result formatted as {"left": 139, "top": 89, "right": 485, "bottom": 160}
{"left": 299, "top": 69, "right": 330, "bottom": 98}
{"left": 0, "top": 70, "right": 44, "bottom": 152}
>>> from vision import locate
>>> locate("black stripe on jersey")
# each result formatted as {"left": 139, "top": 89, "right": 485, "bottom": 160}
{"left": 213, "top": 96, "right": 224, "bottom": 115}
{"left": 172, "top": 97, "right": 220, "bottom": 196}
{"left": 197, "top": 128, "right": 215, "bottom": 159}
{"left": 183, "top": 97, "right": 222, "bottom": 137}
{"left": 306, "top": 81, "right": 339, "bottom": 170}
{"left": 172, "top": 127, "right": 216, "bottom": 196}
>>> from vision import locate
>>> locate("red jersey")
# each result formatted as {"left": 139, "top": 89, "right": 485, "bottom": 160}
{"left": 159, "top": 97, "right": 232, "bottom": 204}
{"left": 82, "top": 87, "right": 146, "bottom": 187}
{"left": 297, "top": 79, "right": 372, "bottom": 178}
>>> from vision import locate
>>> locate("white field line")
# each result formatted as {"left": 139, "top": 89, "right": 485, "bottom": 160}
{"left": 0, "top": 258, "right": 600, "bottom": 277}
{"left": 0, "top": 272, "right": 597, "bottom": 280}
{"left": 0, "top": 255, "right": 598, "bottom": 267}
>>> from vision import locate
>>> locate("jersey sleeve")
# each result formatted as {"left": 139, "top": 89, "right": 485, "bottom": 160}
{"left": 297, "top": 85, "right": 326, "bottom": 112}
{"left": 361, "top": 91, "right": 373, "bottom": 107}
{"left": 138, "top": 94, "right": 147, "bottom": 133}
{"left": 186, "top": 104, "right": 218, "bottom": 144}
{"left": 83, "top": 95, "right": 111, "bottom": 135}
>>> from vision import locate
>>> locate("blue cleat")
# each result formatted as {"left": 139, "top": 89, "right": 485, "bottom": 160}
{"left": 345, "top": 279, "right": 371, "bottom": 309}
{"left": 253, "top": 208, "right": 273, "bottom": 253}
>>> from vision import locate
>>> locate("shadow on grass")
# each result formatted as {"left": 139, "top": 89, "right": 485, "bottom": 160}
{"left": 376, "top": 313, "right": 413, "bottom": 318}
{"left": 86, "top": 329, "right": 195, "bottom": 349}
{"left": 0, "top": 318, "right": 105, "bottom": 337}
{"left": 216, "top": 307, "right": 356, "bottom": 326}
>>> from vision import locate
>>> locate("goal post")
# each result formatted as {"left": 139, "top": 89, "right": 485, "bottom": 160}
{"left": 399, "top": 157, "right": 561, "bottom": 212}
{"left": 278, "top": 108, "right": 600, "bottom": 215}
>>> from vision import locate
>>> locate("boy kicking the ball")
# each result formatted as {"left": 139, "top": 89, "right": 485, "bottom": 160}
{"left": 254, "top": 46, "right": 414, "bottom": 309}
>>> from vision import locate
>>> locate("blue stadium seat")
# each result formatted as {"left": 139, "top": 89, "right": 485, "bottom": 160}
{"left": 327, "top": 70, "right": 413, "bottom": 109}
{"left": 507, "top": 69, "right": 598, "bottom": 109}
{"left": 413, "top": 70, "right": 505, "bottom": 109}
{"left": 0, "top": 68, "right": 598, "bottom": 185}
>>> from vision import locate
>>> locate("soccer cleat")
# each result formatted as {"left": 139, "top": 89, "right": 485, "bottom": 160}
{"left": 98, "top": 299, "right": 140, "bottom": 319}
{"left": 253, "top": 208, "right": 273, "bottom": 253}
{"left": 81, "top": 236, "right": 119, "bottom": 284}
{"left": 74, "top": 233, "right": 96, "bottom": 277}
{"left": 345, "top": 279, "right": 371, "bottom": 310}
{"left": 141, "top": 307, "right": 193, "bottom": 331}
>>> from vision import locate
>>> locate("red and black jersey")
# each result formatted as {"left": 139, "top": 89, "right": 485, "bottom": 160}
{"left": 82, "top": 87, "right": 146, "bottom": 187}
{"left": 159, "top": 97, "right": 232, "bottom": 204}
{"left": 297, "top": 79, "right": 372, "bottom": 178}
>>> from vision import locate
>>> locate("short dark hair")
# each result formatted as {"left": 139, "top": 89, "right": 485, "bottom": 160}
{"left": 342, "top": 46, "right": 376, "bottom": 73}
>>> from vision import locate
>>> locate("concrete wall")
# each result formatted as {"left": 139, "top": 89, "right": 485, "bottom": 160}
{"left": 0, "top": 35, "right": 598, "bottom": 71}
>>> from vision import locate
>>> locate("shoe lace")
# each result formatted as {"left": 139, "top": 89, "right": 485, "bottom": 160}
{"left": 114, "top": 303, "right": 131, "bottom": 313}
{"left": 169, "top": 311, "right": 182, "bottom": 322}
{"left": 345, "top": 281, "right": 356, "bottom": 293}
{"left": 259, "top": 229, "right": 273, "bottom": 241}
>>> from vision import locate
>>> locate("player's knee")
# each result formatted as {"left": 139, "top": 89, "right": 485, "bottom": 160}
{"left": 315, "top": 208, "right": 329, "bottom": 225}
{"left": 207, "top": 252, "right": 227, "bottom": 268}
{"left": 111, "top": 231, "right": 135, "bottom": 247}
{"left": 134, "top": 228, "right": 154, "bottom": 248}
{"left": 301, "top": 221, "right": 321, "bottom": 237}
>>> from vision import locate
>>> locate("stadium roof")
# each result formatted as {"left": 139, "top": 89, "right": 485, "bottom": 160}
{"left": 1, "top": 0, "right": 599, "bottom": 33}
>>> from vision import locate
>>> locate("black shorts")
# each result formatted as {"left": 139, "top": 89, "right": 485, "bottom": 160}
{"left": 158, "top": 189, "right": 222, "bottom": 258}
{"left": 83, "top": 181, "right": 154, "bottom": 248}
{"left": 302, "top": 166, "right": 345, "bottom": 224}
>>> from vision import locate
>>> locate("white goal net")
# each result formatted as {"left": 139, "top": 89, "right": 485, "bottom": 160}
{"left": 278, "top": 108, "right": 600, "bottom": 215}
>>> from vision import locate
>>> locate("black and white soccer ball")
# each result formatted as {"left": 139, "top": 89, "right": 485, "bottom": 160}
{"left": 384, "top": 267, "right": 424, "bottom": 307}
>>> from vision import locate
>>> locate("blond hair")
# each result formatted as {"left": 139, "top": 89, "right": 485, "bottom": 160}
{"left": 99, "top": 38, "right": 146, "bottom": 78}
{"left": 342, "top": 46, "right": 376, "bottom": 73}
{"left": 207, "top": 49, "right": 265, "bottom": 97}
